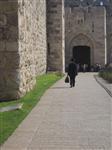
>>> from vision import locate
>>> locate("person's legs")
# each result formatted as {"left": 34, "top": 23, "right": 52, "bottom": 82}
{"left": 70, "top": 76, "right": 73, "bottom": 87}
{"left": 73, "top": 76, "right": 76, "bottom": 87}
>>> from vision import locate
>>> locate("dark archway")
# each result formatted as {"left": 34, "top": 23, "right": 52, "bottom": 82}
{"left": 73, "top": 46, "right": 91, "bottom": 71}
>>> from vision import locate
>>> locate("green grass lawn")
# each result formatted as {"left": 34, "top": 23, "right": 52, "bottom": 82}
{"left": 0, "top": 73, "right": 62, "bottom": 145}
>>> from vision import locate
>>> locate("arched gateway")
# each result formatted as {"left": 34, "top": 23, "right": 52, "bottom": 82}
{"left": 65, "top": 33, "right": 94, "bottom": 70}
{"left": 65, "top": 6, "right": 107, "bottom": 72}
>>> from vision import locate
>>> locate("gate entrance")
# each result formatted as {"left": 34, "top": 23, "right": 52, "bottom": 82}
{"left": 73, "top": 46, "right": 91, "bottom": 71}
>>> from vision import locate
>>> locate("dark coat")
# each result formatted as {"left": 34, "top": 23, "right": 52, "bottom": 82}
{"left": 68, "top": 62, "right": 77, "bottom": 77}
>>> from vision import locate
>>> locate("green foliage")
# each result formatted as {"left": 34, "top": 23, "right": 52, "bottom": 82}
{"left": 99, "top": 68, "right": 112, "bottom": 83}
{"left": 0, "top": 73, "right": 62, "bottom": 145}
{"left": 54, "top": 71, "right": 64, "bottom": 77}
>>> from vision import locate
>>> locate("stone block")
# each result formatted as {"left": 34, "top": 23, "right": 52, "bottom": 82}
{"left": 0, "top": 14, "right": 7, "bottom": 27}
{"left": 0, "top": 68, "right": 21, "bottom": 100}
{"left": 0, "top": 52, "right": 20, "bottom": 69}
{"left": 0, "top": 40, "right": 5, "bottom": 51}
{"left": 0, "top": 1, "right": 18, "bottom": 13}
{"left": 0, "top": 90, "right": 21, "bottom": 101}
{"left": 0, "top": 103, "right": 23, "bottom": 112}
{"left": 0, "top": 69, "right": 20, "bottom": 90}
{"left": 6, "top": 42, "right": 18, "bottom": 51}
{"left": 6, "top": 12, "right": 18, "bottom": 26}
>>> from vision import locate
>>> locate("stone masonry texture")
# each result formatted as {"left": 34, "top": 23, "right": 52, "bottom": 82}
{"left": 0, "top": 0, "right": 19, "bottom": 100}
{"left": 106, "top": 3, "right": 112, "bottom": 64}
{"left": 0, "top": 0, "right": 112, "bottom": 100}
{"left": 47, "top": 0, "right": 65, "bottom": 72}
{"left": 18, "top": 0, "right": 47, "bottom": 97}
{"left": 0, "top": 0, "right": 47, "bottom": 100}
{"left": 64, "top": 0, "right": 112, "bottom": 66}
{"left": 65, "top": 6, "right": 106, "bottom": 67}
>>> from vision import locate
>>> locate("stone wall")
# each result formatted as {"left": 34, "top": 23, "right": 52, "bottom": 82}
{"left": 106, "top": 5, "right": 112, "bottom": 64}
{"left": 18, "top": 0, "right": 47, "bottom": 97}
{"left": 0, "top": 0, "right": 47, "bottom": 100}
{"left": 0, "top": 0, "right": 19, "bottom": 100}
{"left": 47, "top": 0, "right": 65, "bottom": 73}
{"left": 0, "top": 0, "right": 112, "bottom": 101}
{"left": 65, "top": 6, "right": 106, "bottom": 67}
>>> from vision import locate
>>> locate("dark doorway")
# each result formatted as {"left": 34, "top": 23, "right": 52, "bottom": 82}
{"left": 73, "top": 46, "right": 91, "bottom": 71}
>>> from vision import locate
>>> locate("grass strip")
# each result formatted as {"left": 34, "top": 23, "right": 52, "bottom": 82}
{"left": 0, "top": 73, "right": 62, "bottom": 145}
{"left": 99, "top": 70, "right": 112, "bottom": 83}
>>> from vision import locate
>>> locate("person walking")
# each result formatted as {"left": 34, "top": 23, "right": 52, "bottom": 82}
{"left": 68, "top": 58, "right": 78, "bottom": 88}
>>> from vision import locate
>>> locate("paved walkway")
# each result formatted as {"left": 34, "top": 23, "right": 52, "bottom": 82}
{"left": 95, "top": 75, "right": 112, "bottom": 97}
{"left": 1, "top": 73, "right": 111, "bottom": 150}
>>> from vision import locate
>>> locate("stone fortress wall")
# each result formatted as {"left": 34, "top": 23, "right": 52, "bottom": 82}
{"left": 65, "top": 6, "right": 106, "bottom": 67}
{"left": 106, "top": 3, "right": 112, "bottom": 64}
{"left": 0, "top": 0, "right": 47, "bottom": 100}
{"left": 18, "top": 0, "right": 47, "bottom": 97}
{"left": 0, "top": 0, "right": 112, "bottom": 101}
{"left": 47, "top": 0, "right": 65, "bottom": 72}
{"left": 0, "top": 0, "right": 19, "bottom": 100}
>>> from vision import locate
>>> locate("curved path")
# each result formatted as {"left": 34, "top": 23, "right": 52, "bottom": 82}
{"left": 1, "top": 73, "right": 111, "bottom": 150}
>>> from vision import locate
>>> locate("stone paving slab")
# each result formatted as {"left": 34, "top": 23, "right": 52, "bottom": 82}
{"left": 0, "top": 103, "right": 23, "bottom": 112}
{"left": 1, "top": 73, "right": 111, "bottom": 150}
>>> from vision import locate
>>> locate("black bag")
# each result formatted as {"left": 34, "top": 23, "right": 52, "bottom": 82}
{"left": 65, "top": 76, "right": 69, "bottom": 83}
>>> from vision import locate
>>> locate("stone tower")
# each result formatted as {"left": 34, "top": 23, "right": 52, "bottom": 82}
{"left": 65, "top": 0, "right": 110, "bottom": 69}
{"left": 0, "top": 0, "right": 47, "bottom": 101}
{"left": 47, "top": 0, "right": 65, "bottom": 73}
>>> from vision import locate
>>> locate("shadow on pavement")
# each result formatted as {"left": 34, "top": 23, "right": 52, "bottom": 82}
{"left": 51, "top": 87, "right": 69, "bottom": 89}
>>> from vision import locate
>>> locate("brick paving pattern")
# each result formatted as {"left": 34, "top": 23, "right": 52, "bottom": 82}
{"left": 1, "top": 73, "right": 111, "bottom": 150}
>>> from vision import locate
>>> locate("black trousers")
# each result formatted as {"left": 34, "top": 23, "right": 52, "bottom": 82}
{"left": 70, "top": 76, "right": 76, "bottom": 87}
